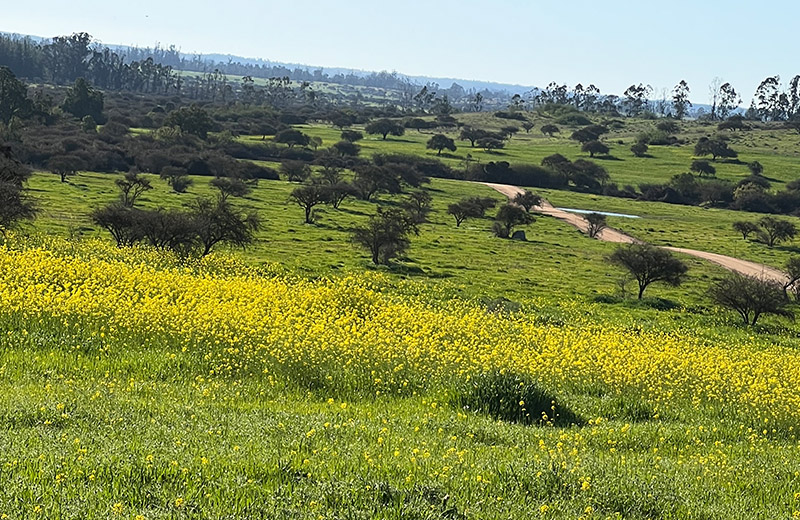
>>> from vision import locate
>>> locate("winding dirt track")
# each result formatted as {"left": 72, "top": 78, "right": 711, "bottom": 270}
{"left": 482, "top": 182, "right": 790, "bottom": 285}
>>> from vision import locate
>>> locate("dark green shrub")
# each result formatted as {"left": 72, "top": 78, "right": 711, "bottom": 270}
{"left": 452, "top": 371, "right": 582, "bottom": 426}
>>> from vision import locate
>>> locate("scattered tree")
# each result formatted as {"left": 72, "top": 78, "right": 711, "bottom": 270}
{"left": 709, "top": 274, "right": 794, "bottom": 325}
{"left": 189, "top": 197, "right": 260, "bottom": 256}
{"left": 694, "top": 136, "right": 737, "bottom": 161}
{"left": 747, "top": 161, "right": 764, "bottom": 176}
{"left": 477, "top": 137, "right": 505, "bottom": 152}
{"left": 447, "top": 197, "right": 497, "bottom": 227}
{"left": 690, "top": 160, "right": 716, "bottom": 177}
{"left": 163, "top": 105, "right": 213, "bottom": 139}
{"left": 494, "top": 204, "right": 534, "bottom": 238}
{"left": 290, "top": 183, "right": 327, "bottom": 224}
{"left": 365, "top": 118, "right": 405, "bottom": 140}
{"left": 585, "top": 212, "right": 608, "bottom": 238}
{"left": 351, "top": 208, "right": 418, "bottom": 265}
{"left": 116, "top": 171, "right": 152, "bottom": 207}
{"left": 582, "top": 140, "right": 610, "bottom": 157}
{"left": 0, "top": 146, "right": 35, "bottom": 232}
{"left": 210, "top": 176, "right": 251, "bottom": 201}
{"left": 522, "top": 121, "right": 535, "bottom": 133}
{"left": 0, "top": 66, "right": 31, "bottom": 125}
{"left": 402, "top": 190, "right": 433, "bottom": 223}
{"left": 609, "top": 244, "right": 688, "bottom": 299}
{"left": 280, "top": 160, "right": 312, "bottom": 182}
{"left": 757, "top": 216, "right": 797, "bottom": 247}
{"left": 340, "top": 129, "right": 363, "bottom": 142}
{"left": 48, "top": 154, "right": 84, "bottom": 183}
{"left": 426, "top": 134, "right": 457, "bottom": 155}
{"left": 630, "top": 141, "right": 649, "bottom": 157}
{"left": 540, "top": 124, "right": 560, "bottom": 137}
{"left": 62, "top": 77, "right": 104, "bottom": 122}
{"left": 732, "top": 221, "right": 760, "bottom": 240}
{"left": 274, "top": 128, "right": 311, "bottom": 148}
{"left": 671, "top": 80, "right": 692, "bottom": 120}
{"left": 332, "top": 140, "right": 361, "bottom": 157}
{"left": 512, "top": 190, "right": 542, "bottom": 211}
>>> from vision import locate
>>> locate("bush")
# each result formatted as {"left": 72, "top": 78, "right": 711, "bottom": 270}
{"left": 451, "top": 371, "right": 582, "bottom": 426}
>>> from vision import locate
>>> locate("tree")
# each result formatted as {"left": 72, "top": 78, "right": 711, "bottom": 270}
{"left": 210, "top": 177, "right": 251, "bottom": 201}
{"left": 522, "top": 121, "right": 535, "bottom": 133}
{"left": 655, "top": 120, "right": 680, "bottom": 134}
{"left": 274, "top": 128, "right": 310, "bottom": 148}
{"left": 322, "top": 182, "right": 355, "bottom": 209}
{"left": 459, "top": 126, "right": 487, "bottom": 147}
{"left": 623, "top": 84, "right": 653, "bottom": 116}
{"left": 694, "top": 136, "right": 737, "bottom": 161}
{"left": 783, "top": 256, "right": 800, "bottom": 299}
{"left": 426, "top": 134, "right": 456, "bottom": 155}
{"left": 189, "top": 197, "right": 259, "bottom": 256}
{"left": 163, "top": 105, "right": 213, "bottom": 139}
{"left": 709, "top": 274, "right": 794, "bottom": 325}
{"left": 402, "top": 190, "right": 433, "bottom": 223}
{"left": 280, "top": 160, "right": 311, "bottom": 182}
{"left": 512, "top": 190, "right": 542, "bottom": 211}
{"left": 331, "top": 140, "right": 361, "bottom": 157}
{"left": 690, "top": 160, "right": 716, "bottom": 177}
{"left": 671, "top": 80, "right": 692, "bottom": 120}
{"left": 351, "top": 208, "right": 418, "bottom": 265}
{"left": 747, "top": 161, "right": 764, "bottom": 176}
{"left": 352, "top": 165, "right": 394, "bottom": 201}
{"left": 732, "top": 221, "right": 760, "bottom": 240}
{"left": 0, "top": 66, "right": 31, "bottom": 125}
{"left": 61, "top": 77, "right": 104, "bottom": 122}
{"left": 540, "top": 124, "right": 560, "bottom": 137}
{"left": 48, "top": 155, "right": 84, "bottom": 183}
{"left": 582, "top": 140, "right": 610, "bottom": 157}
{"left": 757, "top": 216, "right": 797, "bottom": 247}
{"left": 404, "top": 118, "right": 430, "bottom": 133}
{"left": 290, "top": 183, "right": 326, "bottom": 224}
{"left": 585, "top": 212, "right": 608, "bottom": 238}
{"left": 717, "top": 83, "right": 741, "bottom": 120}
{"left": 91, "top": 203, "right": 141, "bottom": 247}
{"left": 494, "top": 204, "right": 534, "bottom": 238}
{"left": 500, "top": 125, "right": 520, "bottom": 139}
{"left": 0, "top": 146, "right": 35, "bottom": 232}
{"left": 477, "top": 137, "right": 505, "bottom": 152}
{"left": 365, "top": 118, "right": 405, "bottom": 140}
{"left": 116, "top": 171, "right": 153, "bottom": 207}
{"left": 447, "top": 197, "right": 497, "bottom": 227}
{"left": 570, "top": 124, "right": 608, "bottom": 143}
{"left": 309, "top": 136, "right": 323, "bottom": 150}
{"left": 609, "top": 244, "right": 688, "bottom": 299}
{"left": 340, "top": 129, "right": 363, "bottom": 142}
{"left": 630, "top": 141, "right": 649, "bottom": 157}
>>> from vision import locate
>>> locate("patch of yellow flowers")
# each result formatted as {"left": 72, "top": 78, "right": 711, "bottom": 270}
{"left": 2, "top": 238, "right": 800, "bottom": 430}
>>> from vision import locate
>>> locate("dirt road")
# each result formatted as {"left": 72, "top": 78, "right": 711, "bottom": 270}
{"left": 482, "top": 182, "right": 790, "bottom": 284}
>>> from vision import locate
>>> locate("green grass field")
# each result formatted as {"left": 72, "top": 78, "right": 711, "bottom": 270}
{"left": 6, "top": 115, "right": 800, "bottom": 519}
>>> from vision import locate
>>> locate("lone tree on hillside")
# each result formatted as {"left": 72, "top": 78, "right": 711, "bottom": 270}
{"left": 351, "top": 208, "right": 418, "bottom": 265}
{"left": 609, "top": 244, "right": 688, "bottom": 299}
{"left": 540, "top": 124, "right": 560, "bottom": 137}
{"left": 512, "top": 190, "right": 542, "bottom": 212}
{"left": 116, "top": 171, "right": 153, "bottom": 207}
{"left": 709, "top": 274, "right": 794, "bottom": 326}
{"left": 522, "top": 121, "right": 535, "bottom": 133}
{"left": 757, "top": 216, "right": 797, "bottom": 247}
{"left": 493, "top": 204, "right": 534, "bottom": 238}
{"left": 48, "top": 155, "right": 84, "bottom": 183}
{"left": 447, "top": 196, "right": 497, "bottom": 227}
{"left": 0, "top": 146, "right": 35, "bottom": 232}
{"left": 210, "top": 177, "right": 251, "bottom": 201}
{"left": 694, "top": 136, "right": 737, "bottom": 161}
{"left": 630, "top": 141, "right": 649, "bottom": 157}
{"left": 365, "top": 118, "right": 405, "bottom": 140}
{"left": 459, "top": 126, "right": 487, "bottom": 147}
{"left": 690, "top": 160, "right": 716, "bottom": 177}
{"left": 426, "top": 134, "right": 457, "bottom": 155}
{"left": 190, "top": 197, "right": 260, "bottom": 256}
{"left": 732, "top": 220, "right": 760, "bottom": 240}
{"left": 747, "top": 161, "right": 764, "bottom": 176}
{"left": 582, "top": 140, "right": 610, "bottom": 157}
{"left": 290, "top": 183, "right": 327, "bottom": 224}
{"left": 585, "top": 212, "right": 608, "bottom": 238}
{"left": 274, "top": 128, "right": 310, "bottom": 148}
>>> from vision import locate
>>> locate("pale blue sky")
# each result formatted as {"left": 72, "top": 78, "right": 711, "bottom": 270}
{"left": 3, "top": 0, "right": 797, "bottom": 102}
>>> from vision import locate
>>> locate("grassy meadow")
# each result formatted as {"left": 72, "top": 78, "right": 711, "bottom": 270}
{"left": 5, "top": 115, "right": 800, "bottom": 518}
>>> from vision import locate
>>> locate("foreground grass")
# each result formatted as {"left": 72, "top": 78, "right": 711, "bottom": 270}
{"left": 1, "top": 238, "right": 800, "bottom": 519}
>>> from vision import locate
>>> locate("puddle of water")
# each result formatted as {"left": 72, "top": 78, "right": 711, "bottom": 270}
{"left": 556, "top": 207, "right": 641, "bottom": 219}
